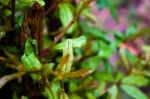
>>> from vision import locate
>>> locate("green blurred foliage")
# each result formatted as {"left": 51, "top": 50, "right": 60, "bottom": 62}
{"left": 121, "top": 84, "right": 148, "bottom": 99}
{"left": 96, "top": 0, "right": 118, "bottom": 20}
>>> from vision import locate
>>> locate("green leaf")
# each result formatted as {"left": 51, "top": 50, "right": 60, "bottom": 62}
{"left": 0, "top": 31, "right": 5, "bottom": 40}
{"left": 21, "top": 54, "right": 33, "bottom": 70}
{"left": 51, "top": 81, "right": 61, "bottom": 93}
{"left": 81, "top": 56, "right": 101, "bottom": 70}
{"left": 17, "top": 0, "right": 45, "bottom": 6}
{"left": 125, "top": 24, "right": 137, "bottom": 38}
{"left": 69, "top": 94, "right": 81, "bottom": 99}
{"left": 54, "top": 36, "right": 86, "bottom": 50}
{"left": 42, "top": 84, "right": 58, "bottom": 99}
{"left": 69, "top": 82, "right": 78, "bottom": 92}
{"left": 93, "top": 71, "right": 113, "bottom": 82}
{"left": 72, "top": 36, "right": 87, "bottom": 48}
{"left": 121, "top": 75, "right": 149, "bottom": 87}
{"left": 124, "top": 49, "right": 138, "bottom": 64}
{"left": 31, "top": 39, "right": 38, "bottom": 55}
{"left": 113, "top": 31, "right": 124, "bottom": 45}
{"left": 108, "top": 85, "right": 118, "bottom": 99}
{"left": 21, "top": 53, "right": 41, "bottom": 71}
{"left": 80, "top": 23, "right": 110, "bottom": 44}
{"left": 129, "top": 28, "right": 150, "bottom": 40}
{"left": 121, "top": 84, "right": 148, "bottom": 99}
{"left": 42, "top": 88, "right": 53, "bottom": 99}
{"left": 16, "top": 0, "right": 32, "bottom": 8}
{"left": 24, "top": 38, "right": 34, "bottom": 55}
{"left": 91, "top": 41, "right": 101, "bottom": 53}
{"left": 28, "top": 53, "right": 41, "bottom": 69}
{"left": 13, "top": 92, "right": 19, "bottom": 99}
{"left": 17, "top": 0, "right": 32, "bottom": 3}
{"left": 86, "top": 91, "right": 96, "bottom": 99}
{"left": 21, "top": 96, "right": 28, "bottom": 99}
{"left": 85, "top": 88, "right": 100, "bottom": 99}
{"left": 21, "top": 38, "right": 41, "bottom": 71}
{"left": 98, "top": 41, "right": 115, "bottom": 58}
{"left": 33, "top": 0, "right": 45, "bottom": 6}
{"left": 0, "top": 0, "right": 9, "bottom": 5}
{"left": 4, "top": 9, "right": 12, "bottom": 16}
{"left": 30, "top": 74, "right": 42, "bottom": 81}
{"left": 59, "top": 3, "right": 77, "bottom": 34}
{"left": 108, "top": 0, "right": 118, "bottom": 20}
{"left": 115, "top": 72, "right": 124, "bottom": 82}
{"left": 103, "top": 59, "right": 113, "bottom": 73}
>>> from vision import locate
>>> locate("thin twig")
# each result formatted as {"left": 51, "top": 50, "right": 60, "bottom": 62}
{"left": 41, "top": 0, "right": 95, "bottom": 57}
{"left": 54, "top": 0, "right": 95, "bottom": 43}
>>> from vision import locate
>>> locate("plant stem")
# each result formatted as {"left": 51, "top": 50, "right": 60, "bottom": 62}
{"left": 0, "top": 72, "right": 25, "bottom": 89}
{"left": 41, "top": 0, "right": 95, "bottom": 57}
{"left": 54, "top": 0, "right": 95, "bottom": 43}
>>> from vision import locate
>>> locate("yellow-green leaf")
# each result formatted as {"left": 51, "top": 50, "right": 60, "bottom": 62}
{"left": 60, "top": 91, "right": 69, "bottom": 99}
{"left": 57, "top": 39, "right": 74, "bottom": 74}
{"left": 66, "top": 69, "right": 93, "bottom": 78}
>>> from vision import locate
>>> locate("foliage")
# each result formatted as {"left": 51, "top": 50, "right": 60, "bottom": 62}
{"left": 0, "top": 0, "right": 150, "bottom": 99}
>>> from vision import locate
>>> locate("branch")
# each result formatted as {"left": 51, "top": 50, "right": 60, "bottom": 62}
{"left": 54, "top": 0, "right": 95, "bottom": 43}
{"left": 41, "top": 0, "right": 96, "bottom": 57}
